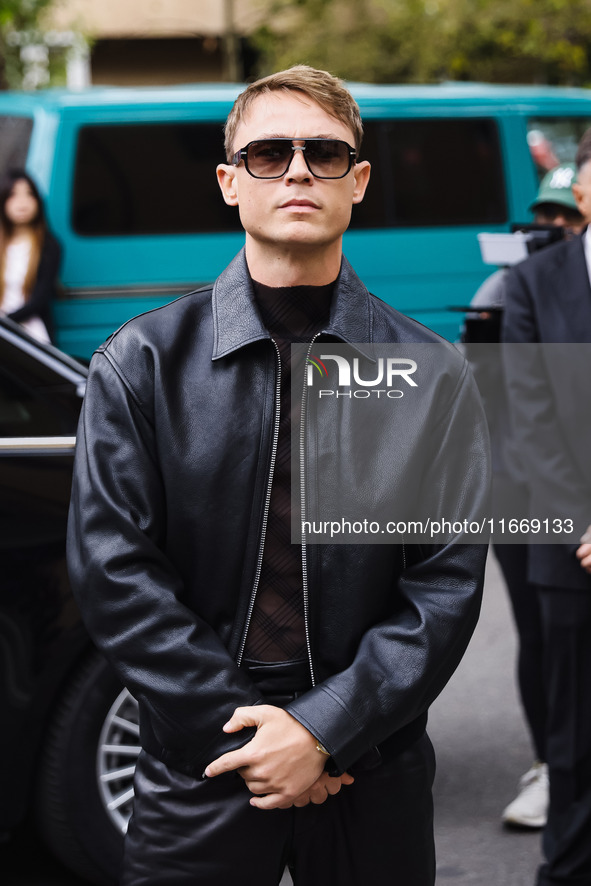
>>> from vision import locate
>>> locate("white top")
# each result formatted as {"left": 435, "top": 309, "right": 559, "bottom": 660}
{"left": 2, "top": 239, "right": 50, "bottom": 343}
{"left": 584, "top": 228, "right": 591, "bottom": 286}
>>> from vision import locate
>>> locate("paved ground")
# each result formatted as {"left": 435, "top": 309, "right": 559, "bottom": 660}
{"left": 3, "top": 550, "right": 543, "bottom": 885}
{"left": 430, "top": 551, "right": 542, "bottom": 886}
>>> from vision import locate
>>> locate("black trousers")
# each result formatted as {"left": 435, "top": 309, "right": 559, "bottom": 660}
{"left": 494, "top": 544, "right": 546, "bottom": 762}
{"left": 120, "top": 663, "right": 436, "bottom": 886}
{"left": 536, "top": 587, "right": 591, "bottom": 886}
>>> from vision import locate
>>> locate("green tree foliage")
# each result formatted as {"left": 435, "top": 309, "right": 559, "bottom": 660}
{"left": 252, "top": 0, "right": 591, "bottom": 85}
{"left": 0, "top": 0, "right": 64, "bottom": 89}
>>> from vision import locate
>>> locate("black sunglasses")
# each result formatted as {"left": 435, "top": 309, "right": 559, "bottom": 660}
{"left": 231, "top": 138, "right": 357, "bottom": 180}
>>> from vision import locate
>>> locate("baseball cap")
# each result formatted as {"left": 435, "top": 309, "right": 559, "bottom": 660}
{"left": 530, "top": 163, "right": 578, "bottom": 212}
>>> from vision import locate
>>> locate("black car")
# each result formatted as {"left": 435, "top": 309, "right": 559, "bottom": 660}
{"left": 0, "top": 316, "right": 137, "bottom": 885}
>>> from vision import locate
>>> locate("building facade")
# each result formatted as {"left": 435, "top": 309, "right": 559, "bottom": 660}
{"left": 47, "top": 0, "right": 266, "bottom": 85}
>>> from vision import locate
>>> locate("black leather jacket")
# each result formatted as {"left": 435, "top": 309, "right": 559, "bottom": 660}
{"left": 67, "top": 250, "right": 490, "bottom": 778}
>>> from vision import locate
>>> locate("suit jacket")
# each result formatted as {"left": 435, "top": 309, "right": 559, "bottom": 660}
{"left": 503, "top": 232, "right": 591, "bottom": 589}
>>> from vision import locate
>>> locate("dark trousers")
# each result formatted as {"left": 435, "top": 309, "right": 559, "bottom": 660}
{"left": 120, "top": 664, "right": 436, "bottom": 886}
{"left": 494, "top": 544, "right": 546, "bottom": 761}
{"left": 536, "top": 587, "right": 591, "bottom": 886}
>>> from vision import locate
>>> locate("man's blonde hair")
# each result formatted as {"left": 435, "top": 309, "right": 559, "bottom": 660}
{"left": 224, "top": 65, "right": 364, "bottom": 161}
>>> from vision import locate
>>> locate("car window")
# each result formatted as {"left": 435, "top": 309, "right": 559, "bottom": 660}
{"left": 527, "top": 117, "right": 591, "bottom": 177}
{"left": 72, "top": 122, "right": 242, "bottom": 235}
{"left": 0, "top": 116, "right": 33, "bottom": 178}
{"left": 350, "top": 119, "right": 387, "bottom": 229}
{"left": 0, "top": 339, "right": 80, "bottom": 436}
{"left": 73, "top": 116, "right": 506, "bottom": 236}
{"left": 0, "top": 369, "right": 65, "bottom": 436}
{"left": 352, "top": 117, "right": 506, "bottom": 228}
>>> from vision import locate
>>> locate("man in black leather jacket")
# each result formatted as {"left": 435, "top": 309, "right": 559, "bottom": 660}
{"left": 67, "top": 66, "right": 490, "bottom": 886}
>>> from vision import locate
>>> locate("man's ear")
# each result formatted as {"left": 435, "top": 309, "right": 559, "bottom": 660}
{"left": 352, "top": 161, "right": 371, "bottom": 205}
{"left": 572, "top": 182, "right": 585, "bottom": 215}
{"left": 217, "top": 164, "right": 239, "bottom": 206}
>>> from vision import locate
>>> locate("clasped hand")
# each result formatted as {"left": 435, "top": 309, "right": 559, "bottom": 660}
{"left": 577, "top": 525, "right": 591, "bottom": 574}
{"left": 204, "top": 704, "right": 353, "bottom": 810}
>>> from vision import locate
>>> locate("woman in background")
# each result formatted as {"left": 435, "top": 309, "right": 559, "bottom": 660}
{"left": 0, "top": 169, "right": 61, "bottom": 343}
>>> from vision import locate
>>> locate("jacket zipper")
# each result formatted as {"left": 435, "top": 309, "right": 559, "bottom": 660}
{"left": 300, "top": 333, "right": 322, "bottom": 687}
{"left": 236, "top": 340, "right": 282, "bottom": 668}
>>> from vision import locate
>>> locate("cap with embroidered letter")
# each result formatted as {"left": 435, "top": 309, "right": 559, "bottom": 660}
{"left": 530, "top": 163, "right": 578, "bottom": 212}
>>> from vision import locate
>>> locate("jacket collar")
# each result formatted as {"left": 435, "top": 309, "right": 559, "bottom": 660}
{"left": 211, "top": 248, "right": 373, "bottom": 360}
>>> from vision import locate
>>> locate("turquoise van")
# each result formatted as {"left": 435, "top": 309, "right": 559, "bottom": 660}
{"left": 2, "top": 81, "right": 591, "bottom": 358}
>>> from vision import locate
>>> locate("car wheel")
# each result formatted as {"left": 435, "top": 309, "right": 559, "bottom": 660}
{"left": 35, "top": 650, "right": 140, "bottom": 886}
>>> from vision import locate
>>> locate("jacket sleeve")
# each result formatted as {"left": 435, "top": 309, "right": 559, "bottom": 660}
{"left": 284, "top": 363, "right": 490, "bottom": 773}
{"left": 67, "top": 349, "right": 263, "bottom": 776}
{"left": 8, "top": 233, "right": 60, "bottom": 328}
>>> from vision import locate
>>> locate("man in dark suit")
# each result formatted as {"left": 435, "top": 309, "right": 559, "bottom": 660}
{"left": 503, "top": 129, "right": 591, "bottom": 886}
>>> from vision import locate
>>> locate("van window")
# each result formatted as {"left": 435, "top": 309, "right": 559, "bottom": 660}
{"left": 352, "top": 117, "right": 506, "bottom": 228}
{"left": 528, "top": 118, "right": 591, "bottom": 176}
{"left": 73, "top": 117, "right": 506, "bottom": 236}
{"left": 0, "top": 116, "right": 33, "bottom": 177}
{"left": 73, "top": 122, "right": 242, "bottom": 235}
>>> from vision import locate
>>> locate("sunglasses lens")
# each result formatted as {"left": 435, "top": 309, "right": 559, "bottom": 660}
{"left": 245, "top": 139, "right": 353, "bottom": 178}
{"left": 247, "top": 141, "right": 293, "bottom": 177}
{"left": 305, "top": 140, "right": 350, "bottom": 177}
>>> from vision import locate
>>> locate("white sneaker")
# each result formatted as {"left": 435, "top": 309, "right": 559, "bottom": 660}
{"left": 502, "top": 761, "right": 549, "bottom": 828}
